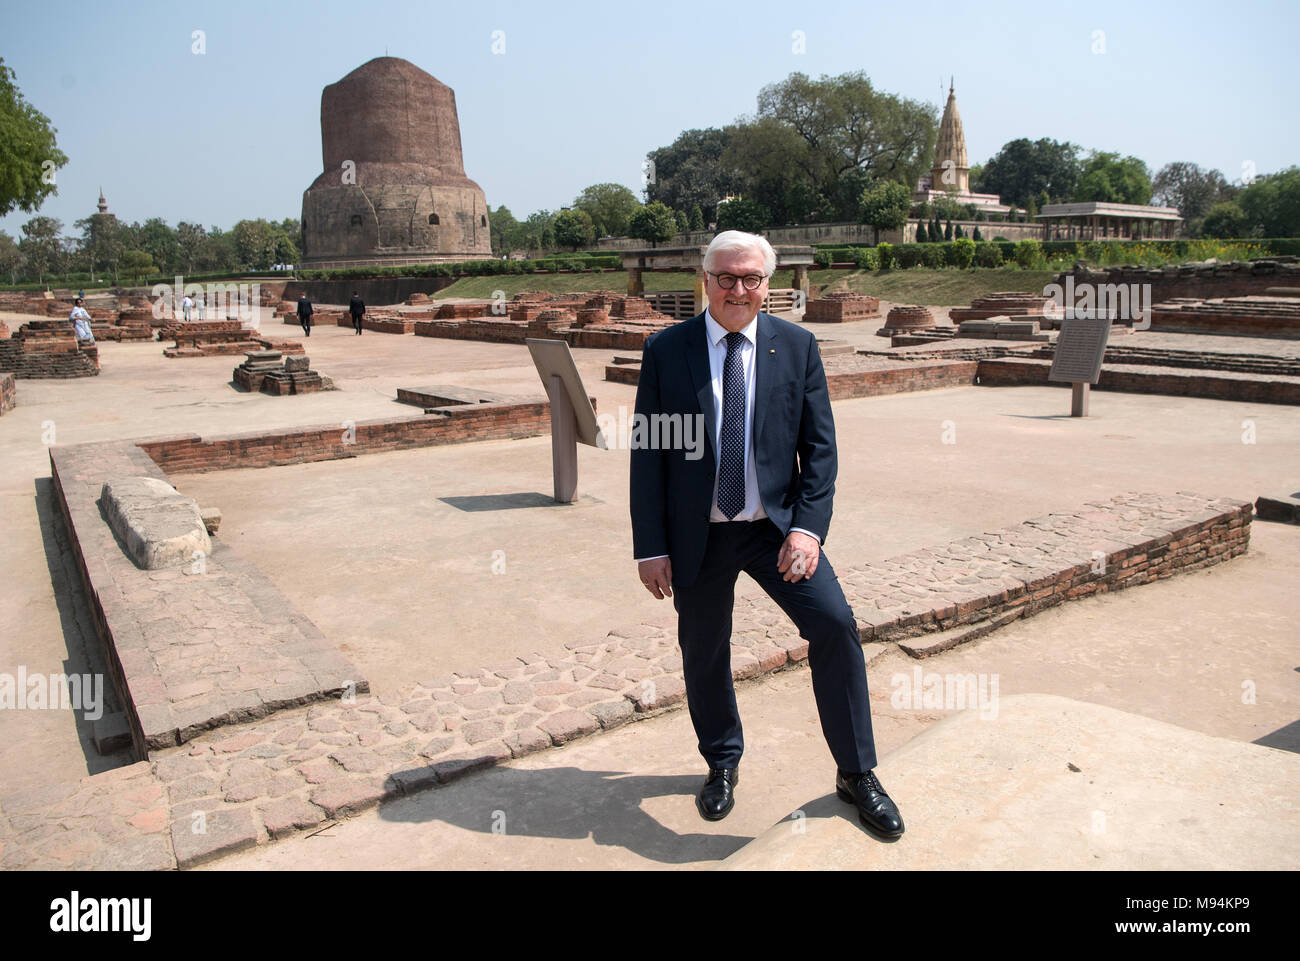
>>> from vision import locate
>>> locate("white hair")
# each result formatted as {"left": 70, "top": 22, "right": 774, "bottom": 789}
{"left": 704, "top": 230, "right": 776, "bottom": 276}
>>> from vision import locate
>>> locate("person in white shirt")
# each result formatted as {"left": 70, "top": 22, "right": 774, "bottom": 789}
{"left": 181, "top": 294, "right": 193, "bottom": 322}
{"left": 196, "top": 292, "right": 206, "bottom": 320}
{"left": 69, "top": 299, "right": 95, "bottom": 344}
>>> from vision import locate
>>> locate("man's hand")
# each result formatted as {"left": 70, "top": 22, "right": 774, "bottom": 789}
{"left": 778, "top": 531, "right": 820, "bottom": 582}
{"left": 638, "top": 557, "right": 673, "bottom": 600}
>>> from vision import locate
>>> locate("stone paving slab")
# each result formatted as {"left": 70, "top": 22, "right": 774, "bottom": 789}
{"left": 718, "top": 694, "right": 1300, "bottom": 870}
{"left": 50, "top": 440, "right": 368, "bottom": 757}
{"left": 0, "top": 490, "right": 1250, "bottom": 869}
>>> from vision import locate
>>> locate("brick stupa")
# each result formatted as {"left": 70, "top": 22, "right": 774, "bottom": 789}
{"left": 300, "top": 57, "right": 491, "bottom": 268}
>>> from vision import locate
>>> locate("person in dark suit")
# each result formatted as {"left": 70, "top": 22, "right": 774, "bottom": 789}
{"left": 297, "top": 293, "right": 313, "bottom": 337}
{"left": 349, "top": 292, "right": 365, "bottom": 334}
{"left": 629, "top": 230, "right": 904, "bottom": 839}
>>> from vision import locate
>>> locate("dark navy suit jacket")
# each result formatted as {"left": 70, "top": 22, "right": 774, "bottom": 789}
{"left": 629, "top": 310, "right": 838, "bottom": 588}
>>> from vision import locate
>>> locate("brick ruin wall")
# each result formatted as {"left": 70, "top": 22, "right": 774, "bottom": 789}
{"left": 137, "top": 400, "right": 553, "bottom": 474}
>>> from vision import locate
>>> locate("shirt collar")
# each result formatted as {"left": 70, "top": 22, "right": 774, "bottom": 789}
{"left": 704, "top": 309, "right": 758, "bottom": 348}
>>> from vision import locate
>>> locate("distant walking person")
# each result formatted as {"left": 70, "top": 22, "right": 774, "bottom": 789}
{"left": 297, "top": 292, "right": 314, "bottom": 337}
{"left": 349, "top": 291, "right": 365, "bottom": 335}
{"left": 69, "top": 298, "right": 95, "bottom": 344}
{"left": 180, "top": 293, "right": 194, "bottom": 322}
{"left": 196, "top": 292, "right": 206, "bottom": 321}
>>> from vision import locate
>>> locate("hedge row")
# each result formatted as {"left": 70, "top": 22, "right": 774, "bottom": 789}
{"left": 295, "top": 253, "right": 623, "bottom": 281}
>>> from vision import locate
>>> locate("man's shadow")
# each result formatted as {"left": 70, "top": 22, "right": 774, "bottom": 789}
{"left": 379, "top": 765, "right": 757, "bottom": 864}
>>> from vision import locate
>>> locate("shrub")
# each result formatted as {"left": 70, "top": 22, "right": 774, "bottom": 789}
{"left": 895, "top": 243, "right": 923, "bottom": 268}
{"left": 814, "top": 250, "right": 833, "bottom": 268}
{"left": 951, "top": 237, "right": 976, "bottom": 269}
{"left": 876, "top": 242, "right": 895, "bottom": 269}
{"left": 973, "top": 242, "right": 1003, "bottom": 267}
{"left": 916, "top": 221, "right": 929, "bottom": 243}
{"left": 1013, "top": 240, "right": 1044, "bottom": 268}
{"left": 855, "top": 247, "right": 879, "bottom": 270}
{"left": 920, "top": 244, "right": 944, "bottom": 268}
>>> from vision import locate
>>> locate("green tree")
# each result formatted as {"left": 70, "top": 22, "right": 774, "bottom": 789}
{"left": 136, "top": 217, "right": 180, "bottom": 275}
{"left": 859, "top": 180, "right": 911, "bottom": 237}
{"left": 644, "top": 127, "right": 742, "bottom": 214}
{"left": 1201, "top": 202, "right": 1247, "bottom": 238}
{"left": 975, "top": 138, "right": 1081, "bottom": 208}
{"left": 120, "top": 249, "right": 154, "bottom": 284}
{"left": 201, "top": 225, "right": 238, "bottom": 273}
{"left": 488, "top": 205, "right": 518, "bottom": 255}
{"left": 0, "top": 58, "right": 69, "bottom": 216}
{"left": 627, "top": 201, "right": 679, "bottom": 246}
{"left": 553, "top": 208, "right": 595, "bottom": 251}
{"left": 74, "top": 212, "right": 123, "bottom": 283}
{"left": 573, "top": 183, "right": 640, "bottom": 237}
{"left": 714, "top": 196, "right": 769, "bottom": 233}
{"left": 0, "top": 229, "right": 21, "bottom": 284}
{"left": 232, "top": 219, "right": 277, "bottom": 270}
{"left": 176, "top": 221, "right": 207, "bottom": 273}
{"left": 1074, "top": 152, "right": 1152, "bottom": 205}
{"left": 721, "top": 117, "right": 817, "bottom": 223}
{"left": 1152, "top": 162, "right": 1235, "bottom": 225}
{"left": 689, "top": 205, "right": 704, "bottom": 230}
{"left": 916, "top": 220, "right": 928, "bottom": 243}
{"left": 18, "top": 215, "right": 61, "bottom": 283}
{"left": 755, "top": 72, "right": 936, "bottom": 216}
{"left": 944, "top": 220, "right": 953, "bottom": 241}
{"left": 674, "top": 209, "right": 689, "bottom": 233}
{"left": 519, "top": 210, "right": 557, "bottom": 252}
{"left": 1238, "top": 167, "right": 1300, "bottom": 237}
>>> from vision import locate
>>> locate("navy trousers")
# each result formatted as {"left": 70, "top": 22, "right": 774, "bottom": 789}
{"left": 672, "top": 519, "right": 878, "bottom": 773}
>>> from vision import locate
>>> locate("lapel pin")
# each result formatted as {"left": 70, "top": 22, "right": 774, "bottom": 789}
{"left": 769, "top": 349, "right": 775, "bottom": 354}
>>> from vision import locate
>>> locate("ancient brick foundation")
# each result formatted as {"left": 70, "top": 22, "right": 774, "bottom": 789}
{"left": 1149, "top": 296, "right": 1300, "bottom": 338}
{"left": 8, "top": 477, "right": 1253, "bottom": 868}
{"left": 0, "top": 320, "right": 100, "bottom": 378}
{"left": 137, "top": 399, "right": 552, "bottom": 473}
{"left": 976, "top": 357, "right": 1300, "bottom": 405}
{"left": 881, "top": 305, "right": 935, "bottom": 334}
{"left": 949, "top": 291, "right": 1054, "bottom": 321}
{"left": 1053, "top": 260, "right": 1300, "bottom": 306}
{"left": 804, "top": 291, "right": 881, "bottom": 323}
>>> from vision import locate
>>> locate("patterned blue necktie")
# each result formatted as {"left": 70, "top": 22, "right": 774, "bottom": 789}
{"left": 717, "top": 331, "right": 747, "bottom": 519}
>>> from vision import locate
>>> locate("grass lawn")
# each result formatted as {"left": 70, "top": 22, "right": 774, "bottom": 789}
{"left": 433, "top": 269, "right": 796, "bottom": 299}
{"left": 826, "top": 268, "right": 1060, "bottom": 306}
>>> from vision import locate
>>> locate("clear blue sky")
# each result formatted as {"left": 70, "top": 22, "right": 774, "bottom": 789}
{"left": 2, "top": 0, "right": 1296, "bottom": 239}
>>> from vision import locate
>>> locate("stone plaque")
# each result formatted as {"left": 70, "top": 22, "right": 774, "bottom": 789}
{"left": 525, "top": 338, "right": 603, "bottom": 447}
{"left": 1048, "top": 317, "right": 1111, "bottom": 384}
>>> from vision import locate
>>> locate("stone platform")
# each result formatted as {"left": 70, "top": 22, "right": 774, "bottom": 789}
{"left": 50, "top": 440, "right": 369, "bottom": 759}
{"left": 718, "top": 694, "right": 1298, "bottom": 870}
{"left": 0, "top": 489, "right": 1252, "bottom": 868}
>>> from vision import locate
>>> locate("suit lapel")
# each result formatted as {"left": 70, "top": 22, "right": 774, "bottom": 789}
{"left": 684, "top": 313, "right": 717, "bottom": 469}
{"left": 752, "top": 312, "right": 778, "bottom": 445}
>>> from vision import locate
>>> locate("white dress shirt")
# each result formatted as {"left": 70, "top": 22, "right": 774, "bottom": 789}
{"left": 635, "top": 310, "right": 820, "bottom": 562}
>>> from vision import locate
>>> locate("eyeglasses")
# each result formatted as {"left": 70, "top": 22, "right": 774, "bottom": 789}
{"left": 708, "top": 271, "right": 768, "bottom": 291}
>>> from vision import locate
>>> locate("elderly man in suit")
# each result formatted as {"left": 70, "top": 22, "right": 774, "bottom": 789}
{"left": 629, "top": 230, "right": 903, "bottom": 839}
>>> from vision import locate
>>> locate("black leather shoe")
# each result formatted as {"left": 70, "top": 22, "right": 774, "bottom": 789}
{"left": 696, "top": 767, "right": 739, "bottom": 821}
{"left": 836, "top": 769, "right": 904, "bottom": 839}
